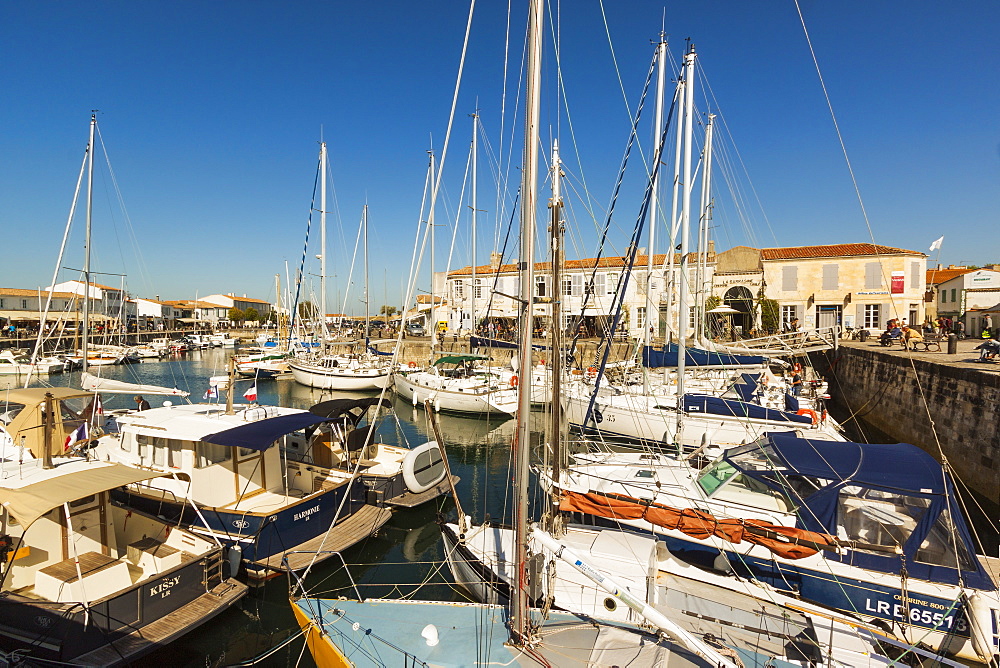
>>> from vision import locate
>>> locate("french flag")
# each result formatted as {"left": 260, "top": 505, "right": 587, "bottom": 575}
{"left": 65, "top": 422, "right": 88, "bottom": 450}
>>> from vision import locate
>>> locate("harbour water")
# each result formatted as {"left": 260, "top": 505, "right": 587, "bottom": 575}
{"left": 3, "top": 348, "right": 521, "bottom": 666}
{"left": 5, "top": 347, "right": 997, "bottom": 665}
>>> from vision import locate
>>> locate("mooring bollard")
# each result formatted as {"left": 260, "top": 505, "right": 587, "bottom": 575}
{"left": 947, "top": 333, "right": 957, "bottom": 354}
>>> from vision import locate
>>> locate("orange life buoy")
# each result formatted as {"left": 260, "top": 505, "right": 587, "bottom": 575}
{"left": 796, "top": 408, "right": 819, "bottom": 425}
{"left": 510, "top": 375, "right": 519, "bottom": 388}
{"left": 408, "top": 361, "right": 417, "bottom": 368}
{"left": 585, "top": 366, "right": 598, "bottom": 378}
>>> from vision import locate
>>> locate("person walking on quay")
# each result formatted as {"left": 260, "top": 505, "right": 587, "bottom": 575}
{"left": 984, "top": 314, "right": 994, "bottom": 339}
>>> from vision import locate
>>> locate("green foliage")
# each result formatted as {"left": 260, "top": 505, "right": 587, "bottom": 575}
{"left": 759, "top": 298, "right": 780, "bottom": 333}
{"left": 380, "top": 305, "right": 398, "bottom": 317}
{"left": 228, "top": 307, "right": 245, "bottom": 322}
{"left": 245, "top": 307, "right": 260, "bottom": 322}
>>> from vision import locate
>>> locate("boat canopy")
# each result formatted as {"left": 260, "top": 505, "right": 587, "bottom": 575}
{"left": 683, "top": 394, "right": 812, "bottom": 424}
{"left": 722, "top": 432, "right": 994, "bottom": 590}
{"left": 309, "top": 398, "right": 392, "bottom": 424}
{"left": 81, "top": 372, "right": 190, "bottom": 397}
{"left": 0, "top": 463, "right": 168, "bottom": 528}
{"left": 201, "top": 412, "right": 331, "bottom": 451}
{"left": 642, "top": 343, "right": 768, "bottom": 368}
{"left": 433, "top": 354, "right": 491, "bottom": 366}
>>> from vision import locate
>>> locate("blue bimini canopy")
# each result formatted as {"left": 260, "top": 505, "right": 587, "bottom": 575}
{"left": 683, "top": 394, "right": 812, "bottom": 424}
{"left": 730, "top": 432, "right": 994, "bottom": 590}
{"left": 642, "top": 343, "right": 768, "bottom": 368}
{"left": 201, "top": 412, "right": 331, "bottom": 451}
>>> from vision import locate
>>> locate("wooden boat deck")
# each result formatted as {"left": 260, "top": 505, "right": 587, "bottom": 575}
{"left": 386, "top": 475, "right": 458, "bottom": 509}
{"left": 249, "top": 504, "right": 393, "bottom": 574}
{"left": 72, "top": 579, "right": 247, "bottom": 667}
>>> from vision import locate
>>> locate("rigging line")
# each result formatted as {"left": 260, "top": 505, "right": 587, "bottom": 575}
{"left": 566, "top": 46, "right": 663, "bottom": 361}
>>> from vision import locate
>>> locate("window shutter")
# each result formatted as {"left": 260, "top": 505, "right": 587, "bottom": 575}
{"left": 910, "top": 261, "right": 921, "bottom": 288}
{"left": 782, "top": 266, "right": 797, "bottom": 292}
{"left": 822, "top": 264, "right": 838, "bottom": 291}
{"left": 865, "top": 263, "right": 881, "bottom": 289}
{"left": 594, "top": 273, "right": 606, "bottom": 295}
{"left": 571, "top": 274, "right": 583, "bottom": 297}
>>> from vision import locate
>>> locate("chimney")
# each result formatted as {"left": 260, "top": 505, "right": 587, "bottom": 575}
{"left": 490, "top": 251, "right": 502, "bottom": 269}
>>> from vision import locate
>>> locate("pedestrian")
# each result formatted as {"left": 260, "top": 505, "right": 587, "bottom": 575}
{"left": 986, "top": 314, "right": 994, "bottom": 338}
{"left": 133, "top": 395, "right": 150, "bottom": 411}
{"left": 955, "top": 320, "right": 966, "bottom": 339}
{"left": 790, "top": 368, "right": 803, "bottom": 396}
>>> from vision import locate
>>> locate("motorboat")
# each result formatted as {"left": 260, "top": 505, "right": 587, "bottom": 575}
{"left": 393, "top": 353, "right": 519, "bottom": 414}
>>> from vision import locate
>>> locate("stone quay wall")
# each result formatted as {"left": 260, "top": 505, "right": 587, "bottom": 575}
{"left": 812, "top": 344, "right": 999, "bottom": 503}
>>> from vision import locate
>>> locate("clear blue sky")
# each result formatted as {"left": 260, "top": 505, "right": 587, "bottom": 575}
{"left": 3, "top": 2, "right": 997, "bottom": 314}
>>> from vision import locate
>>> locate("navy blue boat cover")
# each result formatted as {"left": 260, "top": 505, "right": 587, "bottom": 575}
{"left": 201, "top": 412, "right": 331, "bottom": 450}
{"left": 683, "top": 394, "right": 812, "bottom": 424}
{"left": 730, "top": 432, "right": 993, "bottom": 589}
{"left": 642, "top": 343, "right": 767, "bottom": 368}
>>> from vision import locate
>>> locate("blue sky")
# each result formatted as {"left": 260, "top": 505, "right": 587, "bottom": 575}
{"left": 2, "top": 1, "right": 997, "bottom": 314}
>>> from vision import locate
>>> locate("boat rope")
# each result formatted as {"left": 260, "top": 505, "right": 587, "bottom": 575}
{"left": 223, "top": 628, "right": 305, "bottom": 666}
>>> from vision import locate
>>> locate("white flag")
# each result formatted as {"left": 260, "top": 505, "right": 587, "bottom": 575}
{"left": 929, "top": 236, "right": 944, "bottom": 252}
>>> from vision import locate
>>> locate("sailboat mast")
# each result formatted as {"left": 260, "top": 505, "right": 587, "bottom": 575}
{"left": 363, "top": 205, "right": 370, "bottom": 338}
{"left": 676, "top": 46, "right": 696, "bottom": 403}
{"left": 697, "top": 114, "right": 715, "bottom": 341}
{"left": 470, "top": 113, "right": 478, "bottom": 338}
{"left": 82, "top": 113, "right": 96, "bottom": 373}
{"left": 428, "top": 152, "right": 436, "bottom": 356}
{"left": 644, "top": 34, "right": 668, "bottom": 393}
{"left": 320, "top": 141, "right": 328, "bottom": 341}
{"left": 546, "top": 138, "right": 565, "bottom": 531}
{"left": 512, "top": 0, "right": 543, "bottom": 644}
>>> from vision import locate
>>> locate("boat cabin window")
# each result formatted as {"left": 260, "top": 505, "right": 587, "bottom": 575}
{"left": 914, "top": 506, "right": 975, "bottom": 571}
{"left": 836, "top": 487, "right": 926, "bottom": 554}
{"left": 697, "top": 460, "right": 739, "bottom": 496}
{"left": 69, "top": 495, "right": 96, "bottom": 508}
{"left": 197, "top": 441, "right": 231, "bottom": 468}
{"left": 0, "top": 402, "right": 25, "bottom": 424}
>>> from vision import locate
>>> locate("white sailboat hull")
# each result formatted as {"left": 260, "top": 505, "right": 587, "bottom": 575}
{"left": 393, "top": 371, "right": 518, "bottom": 414}
{"left": 288, "top": 358, "right": 391, "bottom": 390}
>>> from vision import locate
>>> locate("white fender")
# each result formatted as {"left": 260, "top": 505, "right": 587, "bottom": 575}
{"left": 966, "top": 590, "right": 998, "bottom": 663}
{"left": 402, "top": 441, "right": 447, "bottom": 494}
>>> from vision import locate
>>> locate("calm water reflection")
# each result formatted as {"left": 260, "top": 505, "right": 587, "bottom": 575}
{"left": 6, "top": 348, "right": 526, "bottom": 666}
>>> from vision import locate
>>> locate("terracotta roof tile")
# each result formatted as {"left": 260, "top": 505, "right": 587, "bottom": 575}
{"left": 0, "top": 288, "right": 81, "bottom": 299}
{"left": 447, "top": 254, "right": 676, "bottom": 277}
{"left": 925, "top": 268, "right": 973, "bottom": 285}
{"left": 761, "top": 244, "right": 924, "bottom": 260}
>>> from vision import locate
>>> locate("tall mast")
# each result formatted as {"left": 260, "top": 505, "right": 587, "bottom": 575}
{"left": 546, "top": 138, "right": 565, "bottom": 532}
{"left": 644, "top": 33, "right": 668, "bottom": 394}
{"left": 676, "top": 45, "right": 696, "bottom": 403}
{"left": 428, "top": 152, "right": 437, "bottom": 355}
{"left": 363, "top": 204, "right": 370, "bottom": 339}
{"left": 512, "top": 0, "right": 543, "bottom": 644}
{"left": 320, "top": 141, "right": 328, "bottom": 341}
{"left": 82, "top": 113, "right": 96, "bottom": 373}
{"left": 470, "top": 113, "right": 478, "bottom": 338}
{"left": 697, "top": 114, "right": 715, "bottom": 342}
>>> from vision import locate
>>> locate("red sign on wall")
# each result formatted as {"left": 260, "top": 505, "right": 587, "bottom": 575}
{"left": 891, "top": 271, "right": 905, "bottom": 294}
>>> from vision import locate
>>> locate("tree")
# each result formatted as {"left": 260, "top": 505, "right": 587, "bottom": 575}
{"left": 298, "top": 301, "right": 318, "bottom": 320}
{"left": 228, "top": 307, "right": 245, "bottom": 323}
{"left": 245, "top": 307, "right": 260, "bottom": 323}
{"left": 759, "top": 298, "right": 780, "bottom": 334}
{"left": 380, "top": 305, "right": 398, "bottom": 318}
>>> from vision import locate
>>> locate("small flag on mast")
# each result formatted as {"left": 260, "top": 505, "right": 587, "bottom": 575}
{"left": 929, "top": 236, "right": 944, "bottom": 252}
{"left": 64, "top": 422, "right": 88, "bottom": 450}
{"left": 244, "top": 385, "right": 258, "bottom": 402}
{"left": 204, "top": 386, "right": 219, "bottom": 400}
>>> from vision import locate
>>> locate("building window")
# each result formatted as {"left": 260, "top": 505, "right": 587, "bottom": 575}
{"left": 605, "top": 273, "right": 618, "bottom": 295}
{"left": 535, "top": 276, "right": 547, "bottom": 298}
{"left": 636, "top": 307, "right": 647, "bottom": 330}
{"left": 473, "top": 279, "right": 483, "bottom": 299}
{"left": 951, "top": 288, "right": 956, "bottom": 303}
{"left": 782, "top": 266, "right": 797, "bottom": 292}
{"left": 864, "top": 263, "right": 881, "bottom": 290}
{"left": 561, "top": 276, "right": 573, "bottom": 297}
{"left": 864, "top": 304, "right": 880, "bottom": 329}
{"left": 940, "top": 290, "right": 946, "bottom": 303}
{"left": 910, "top": 262, "right": 921, "bottom": 289}
{"left": 20, "top": 299, "right": 27, "bottom": 309}
{"left": 781, "top": 305, "right": 797, "bottom": 328}
{"left": 821, "top": 264, "right": 838, "bottom": 291}
{"left": 0, "top": 299, "right": 4, "bottom": 308}
{"left": 452, "top": 281, "right": 463, "bottom": 300}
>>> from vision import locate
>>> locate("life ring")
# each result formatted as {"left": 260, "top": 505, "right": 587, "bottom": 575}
{"left": 402, "top": 442, "right": 447, "bottom": 494}
{"left": 509, "top": 375, "right": 519, "bottom": 388}
{"left": 796, "top": 408, "right": 819, "bottom": 425}
{"left": 585, "top": 366, "right": 598, "bottom": 379}
{"left": 408, "top": 361, "right": 417, "bottom": 368}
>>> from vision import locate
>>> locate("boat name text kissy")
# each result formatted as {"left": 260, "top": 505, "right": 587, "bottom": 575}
{"left": 150, "top": 575, "right": 181, "bottom": 599}
{"left": 294, "top": 505, "right": 321, "bottom": 521}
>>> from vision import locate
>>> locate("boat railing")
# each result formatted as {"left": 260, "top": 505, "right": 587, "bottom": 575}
{"left": 285, "top": 550, "right": 360, "bottom": 601}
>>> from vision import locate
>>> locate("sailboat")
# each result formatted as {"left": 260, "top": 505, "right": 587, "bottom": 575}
{"left": 289, "top": 149, "right": 393, "bottom": 391}
{"left": 289, "top": 5, "right": 742, "bottom": 665}
{"left": 0, "top": 115, "right": 247, "bottom": 666}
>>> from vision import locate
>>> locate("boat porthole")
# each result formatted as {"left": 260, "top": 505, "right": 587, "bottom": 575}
{"left": 603, "top": 597, "right": 617, "bottom": 612}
